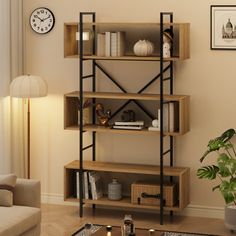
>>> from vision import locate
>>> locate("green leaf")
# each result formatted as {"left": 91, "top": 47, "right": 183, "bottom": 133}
{"left": 197, "top": 166, "right": 219, "bottom": 180}
{"left": 217, "top": 153, "right": 230, "bottom": 162}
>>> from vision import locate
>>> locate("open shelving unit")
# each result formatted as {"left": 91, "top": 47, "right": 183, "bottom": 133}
{"left": 63, "top": 12, "right": 190, "bottom": 225}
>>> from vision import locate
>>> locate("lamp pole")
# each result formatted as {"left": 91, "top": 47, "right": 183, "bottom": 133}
{"left": 27, "top": 98, "right": 30, "bottom": 179}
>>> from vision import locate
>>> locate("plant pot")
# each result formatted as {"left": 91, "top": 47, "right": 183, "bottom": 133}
{"left": 225, "top": 205, "right": 236, "bottom": 231}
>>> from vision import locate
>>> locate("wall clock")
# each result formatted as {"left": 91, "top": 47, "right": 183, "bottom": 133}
{"left": 29, "top": 7, "right": 55, "bottom": 34}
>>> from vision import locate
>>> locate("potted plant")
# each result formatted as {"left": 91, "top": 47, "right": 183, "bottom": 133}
{"left": 197, "top": 128, "right": 236, "bottom": 231}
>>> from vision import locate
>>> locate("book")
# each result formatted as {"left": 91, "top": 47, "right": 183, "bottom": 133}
{"left": 169, "top": 102, "right": 179, "bottom": 132}
{"left": 157, "top": 103, "right": 169, "bottom": 132}
{"left": 111, "top": 32, "right": 117, "bottom": 57}
{"left": 112, "top": 125, "right": 144, "bottom": 130}
{"left": 88, "top": 171, "right": 103, "bottom": 200}
{"left": 105, "top": 31, "right": 111, "bottom": 57}
{"left": 83, "top": 171, "right": 89, "bottom": 199}
{"left": 96, "top": 33, "right": 105, "bottom": 56}
{"left": 148, "top": 126, "right": 160, "bottom": 131}
{"left": 76, "top": 172, "right": 80, "bottom": 198}
{"left": 117, "top": 31, "right": 126, "bottom": 56}
{"left": 114, "top": 121, "right": 144, "bottom": 126}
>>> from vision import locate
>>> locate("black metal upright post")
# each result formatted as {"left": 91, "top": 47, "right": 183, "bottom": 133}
{"left": 159, "top": 12, "right": 164, "bottom": 225}
{"left": 79, "top": 12, "right": 96, "bottom": 218}
{"left": 159, "top": 12, "right": 174, "bottom": 225}
{"left": 79, "top": 12, "right": 84, "bottom": 218}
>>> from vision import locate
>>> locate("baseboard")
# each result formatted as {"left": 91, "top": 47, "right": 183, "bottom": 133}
{"left": 41, "top": 193, "right": 224, "bottom": 219}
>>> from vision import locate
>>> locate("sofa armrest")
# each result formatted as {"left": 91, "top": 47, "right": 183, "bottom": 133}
{"left": 13, "top": 178, "right": 41, "bottom": 208}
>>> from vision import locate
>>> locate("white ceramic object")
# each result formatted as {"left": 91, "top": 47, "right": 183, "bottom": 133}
{"left": 108, "top": 178, "right": 122, "bottom": 200}
{"left": 152, "top": 119, "right": 159, "bottom": 128}
{"left": 133, "top": 40, "right": 154, "bottom": 56}
{"left": 225, "top": 205, "right": 236, "bottom": 231}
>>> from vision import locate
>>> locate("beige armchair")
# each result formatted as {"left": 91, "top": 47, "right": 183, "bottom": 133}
{"left": 0, "top": 178, "right": 41, "bottom": 236}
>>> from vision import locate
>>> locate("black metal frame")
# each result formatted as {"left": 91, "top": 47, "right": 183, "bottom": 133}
{"left": 78, "top": 12, "right": 174, "bottom": 224}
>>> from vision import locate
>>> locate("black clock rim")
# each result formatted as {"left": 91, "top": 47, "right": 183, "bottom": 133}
{"left": 29, "top": 7, "right": 55, "bottom": 34}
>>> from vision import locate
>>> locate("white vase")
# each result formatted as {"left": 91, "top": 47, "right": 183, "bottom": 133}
{"left": 225, "top": 205, "right": 236, "bottom": 231}
{"left": 133, "top": 40, "right": 154, "bottom": 56}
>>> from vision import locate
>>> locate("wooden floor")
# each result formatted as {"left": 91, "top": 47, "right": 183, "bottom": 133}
{"left": 41, "top": 204, "right": 233, "bottom": 236}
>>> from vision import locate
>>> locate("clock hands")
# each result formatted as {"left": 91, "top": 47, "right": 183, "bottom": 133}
{"left": 35, "top": 15, "right": 44, "bottom": 22}
{"left": 43, "top": 15, "right": 51, "bottom": 21}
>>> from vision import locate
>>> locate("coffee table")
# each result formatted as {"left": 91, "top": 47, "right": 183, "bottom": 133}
{"left": 72, "top": 224, "right": 212, "bottom": 236}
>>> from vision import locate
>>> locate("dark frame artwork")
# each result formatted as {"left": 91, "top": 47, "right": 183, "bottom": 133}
{"left": 211, "top": 5, "right": 236, "bottom": 50}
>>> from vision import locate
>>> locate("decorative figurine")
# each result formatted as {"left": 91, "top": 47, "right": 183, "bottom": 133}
{"left": 77, "top": 99, "right": 91, "bottom": 125}
{"left": 163, "top": 29, "right": 173, "bottom": 58}
{"left": 95, "top": 103, "right": 111, "bottom": 126}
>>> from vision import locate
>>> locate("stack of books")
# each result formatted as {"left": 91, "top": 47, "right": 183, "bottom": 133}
{"left": 148, "top": 102, "right": 179, "bottom": 132}
{"left": 112, "top": 121, "right": 145, "bottom": 130}
{"left": 76, "top": 171, "right": 103, "bottom": 200}
{"left": 96, "top": 31, "right": 126, "bottom": 57}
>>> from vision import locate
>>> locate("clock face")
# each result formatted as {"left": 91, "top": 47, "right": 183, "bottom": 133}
{"left": 30, "top": 7, "right": 55, "bottom": 34}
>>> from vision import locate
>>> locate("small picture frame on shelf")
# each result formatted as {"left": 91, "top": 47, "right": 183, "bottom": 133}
{"left": 211, "top": 5, "right": 236, "bottom": 50}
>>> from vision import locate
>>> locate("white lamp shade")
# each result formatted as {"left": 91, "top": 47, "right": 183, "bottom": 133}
{"left": 10, "top": 75, "right": 48, "bottom": 98}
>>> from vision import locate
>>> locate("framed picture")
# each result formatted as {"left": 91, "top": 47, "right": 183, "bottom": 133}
{"left": 211, "top": 5, "right": 236, "bottom": 50}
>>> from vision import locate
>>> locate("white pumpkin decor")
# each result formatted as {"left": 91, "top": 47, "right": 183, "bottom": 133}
{"left": 133, "top": 40, "right": 154, "bottom": 56}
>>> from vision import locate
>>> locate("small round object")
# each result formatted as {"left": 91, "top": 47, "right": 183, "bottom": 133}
{"left": 133, "top": 40, "right": 154, "bottom": 56}
{"left": 29, "top": 7, "right": 55, "bottom": 34}
{"left": 152, "top": 119, "right": 159, "bottom": 128}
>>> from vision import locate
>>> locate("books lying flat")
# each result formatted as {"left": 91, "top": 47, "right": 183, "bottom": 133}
{"left": 112, "top": 125, "right": 144, "bottom": 130}
{"left": 114, "top": 121, "right": 144, "bottom": 126}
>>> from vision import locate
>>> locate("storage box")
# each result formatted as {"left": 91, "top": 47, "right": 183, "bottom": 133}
{"left": 131, "top": 181, "right": 177, "bottom": 207}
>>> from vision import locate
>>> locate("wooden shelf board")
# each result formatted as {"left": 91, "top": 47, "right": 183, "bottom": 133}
{"left": 65, "top": 91, "right": 188, "bottom": 101}
{"left": 83, "top": 55, "right": 180, "bottom": 61}
{"left": 65, "top": 196, "right": 181, "bottom": 212}
{"left": 64, "top": 124, "right": 180, "bottom": 136}
{"left": 65, "top": 160, "right": 189, "bottom": 176}
{"left": 66, "top": 22, "right": 189, "bottom": 27}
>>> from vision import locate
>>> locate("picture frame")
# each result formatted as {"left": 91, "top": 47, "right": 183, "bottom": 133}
{"left": 211, "top": 5, "right": 236, "bottom": 50}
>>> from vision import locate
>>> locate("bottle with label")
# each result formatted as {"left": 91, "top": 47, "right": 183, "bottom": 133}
{"left": 121, "top": 215, "right": 134, "bottom": 236}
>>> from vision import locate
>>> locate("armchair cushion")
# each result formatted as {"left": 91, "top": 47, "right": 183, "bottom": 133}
{"left": 0, "top": 174, "right": 17, "bottom": 207}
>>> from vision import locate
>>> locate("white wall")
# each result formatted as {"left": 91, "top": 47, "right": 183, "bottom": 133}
{"left": 23, "top": 0, "right": 236, "bottom": 217}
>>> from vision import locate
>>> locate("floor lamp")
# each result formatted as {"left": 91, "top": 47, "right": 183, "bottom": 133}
{"left": 10, "top": 75, "right": 48, "bottom": 179}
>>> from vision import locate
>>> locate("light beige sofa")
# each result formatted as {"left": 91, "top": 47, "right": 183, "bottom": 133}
{"left": 0, "top": 178, "right": 41, "bottom": 236}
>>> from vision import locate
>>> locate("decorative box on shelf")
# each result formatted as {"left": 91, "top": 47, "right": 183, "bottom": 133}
{"left": 131, "top": 181, "right": 177, "bottom": 207}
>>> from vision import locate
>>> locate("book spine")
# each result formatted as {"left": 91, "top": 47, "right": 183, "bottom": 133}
{"left": 83, "top": 171, "right": 89, "bottom": 199}
{"left": 96, "top": 33, "right": 105, "bottom": 57}
{"left": 88, "top": 172, "right": 96, "bottom": 200}
{"left": 114, "top": 121, "right": 144, "bottom": 126}
{"left": 76, "top": 172, "right": 80, "bottom": 199}
{"left": 158, "top": 103, "right": 169, "bottom": 132}
{"left": 113, "top": 125, "right": 143, "bottom": 130}
{"left": 117, "top": 31, "right": 125, "bottom": 56}
{"left": 105, "top": 32, "right": 111, "bottom": 57}
{"left": 111, "top": 32, "right": 117, "bottom": 57}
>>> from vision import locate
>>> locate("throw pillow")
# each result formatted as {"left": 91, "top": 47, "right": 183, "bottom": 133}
{"left": 0, "top": 174, "right": 17, "bottom": 207}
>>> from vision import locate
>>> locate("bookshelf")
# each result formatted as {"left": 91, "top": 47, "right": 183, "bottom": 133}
{"left": 63, "top": 12, "right": 190, "bottom": 224}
